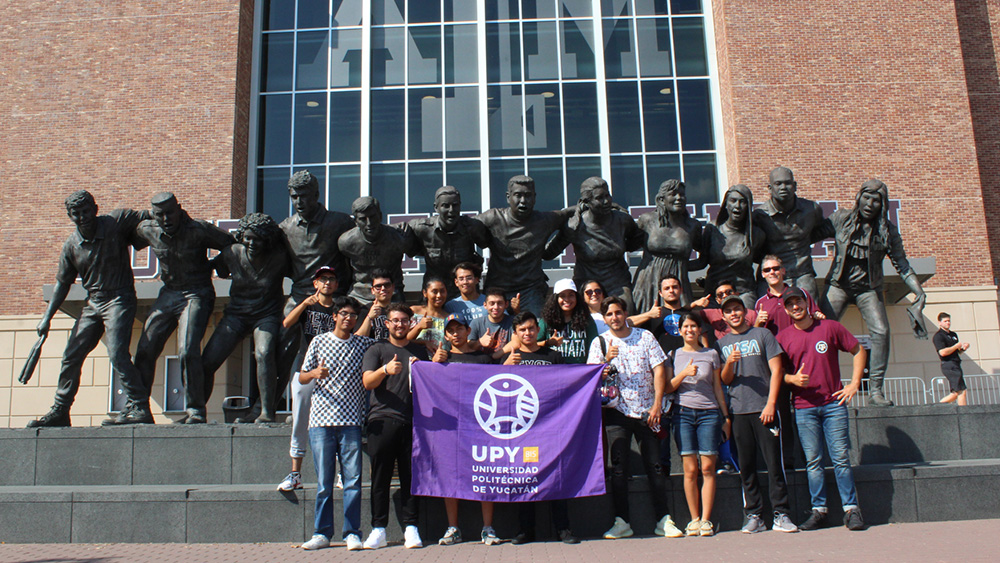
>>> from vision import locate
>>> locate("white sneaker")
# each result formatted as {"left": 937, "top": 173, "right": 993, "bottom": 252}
{"left": 404, "top": 525, "right": 423, "bottom": 548}
{"left": 603, "top": 517, "right": 633, "bottom": 539}
{"left": 654, "top": 514, "right": 684, "bottom": 538}
{"left": 277, "top": 471, "right": 302, "bottom": 491}
{"left": 363, "top": 527, "right": 387, "bottom": 550}
{"left": 302, "top": 534, "right": 330, "bottom": 550}
{"left": 345, "top": 533, "right": 363, "bottom": 551}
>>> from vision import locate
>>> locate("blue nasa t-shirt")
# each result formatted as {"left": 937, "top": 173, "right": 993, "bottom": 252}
{"left": 717, "top": 326, "right": 784, "bottom": 414}
{"left": 645, "top": 307, "right": 690, "bottom": 355}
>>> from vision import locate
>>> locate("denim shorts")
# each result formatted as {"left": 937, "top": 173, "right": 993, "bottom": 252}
{"left": 673, "top": 406, "right": 723, "bottom": 456}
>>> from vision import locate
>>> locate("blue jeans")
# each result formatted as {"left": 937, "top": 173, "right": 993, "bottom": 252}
{"left": 310, "top": 426, "right": 363, "bottom": 539}
{"left": 794, "top": 402, "right": 858, "bottom": 511}
{"left": 673, "top": 406, "right": 723, "bottom": 456}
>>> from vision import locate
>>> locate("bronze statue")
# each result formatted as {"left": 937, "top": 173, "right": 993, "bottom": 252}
{"left": 544, "top": 177, "right": 644, "bottom": 313}
{"left": 753, "top": 167, "right": 832, "bottom": 300}
{"left": 200, "top": 213, "right": 291, "bottom": 423}
{"left": 820, "top": 179, "right": 927, "bottom": 406}
{"left": 408, "top": 186, "right": 490, "bottom": 297}
{"left": 632, "top": 179, "right": 704, "bottom": 312}
{"left": 108, "top": 193, "right": 235, "bottom": 425}
{"left": 28, "top": 191, "right": 149, "bottom": 427}
{"left": 702, "top": 184, "right": 765, "bottom": 308}
{"left": 338, "top": 196, "right": 419, "bottom": 305}
{"left": 473, "top": 175, "right": 574, "bottom": 315}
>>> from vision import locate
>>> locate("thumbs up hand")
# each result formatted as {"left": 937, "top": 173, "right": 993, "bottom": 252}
{"left": 384, "top": 353, "right": 403, "bottom": 376}
{"left": 789, "top": 364, "right": 810, "bottom": 388}
{"left": 311, "top": 359, "right": 330, "bottom": 380}
{"left": 679, "top": 358, "right": 698, "bottom": 378}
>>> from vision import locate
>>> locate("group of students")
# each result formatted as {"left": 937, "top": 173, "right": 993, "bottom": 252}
{"left": 280, "top": 252, "right": 870, "bottom": 551}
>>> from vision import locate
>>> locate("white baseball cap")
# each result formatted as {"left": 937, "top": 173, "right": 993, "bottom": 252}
{"left": 553, "top": 278, "right": 578, "bottom": 295}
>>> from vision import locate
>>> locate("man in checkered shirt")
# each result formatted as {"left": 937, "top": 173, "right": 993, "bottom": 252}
{"left": 298, "top": 296, "right": 375, "bottom": 551}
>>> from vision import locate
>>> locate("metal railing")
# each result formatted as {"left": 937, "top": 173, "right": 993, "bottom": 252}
{"left": 930, "top": 374, "right": 1000, "bottom": 405}
{"left": 841, "top": 374, "right": 1000, "bottom": 407}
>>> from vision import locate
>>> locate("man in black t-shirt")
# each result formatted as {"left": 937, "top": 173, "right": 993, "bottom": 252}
{"left": 361, "top": 303, "right": 429, "bottom": 550}
{"left": 933, "top": 312, "right": 970, "bottom": 405}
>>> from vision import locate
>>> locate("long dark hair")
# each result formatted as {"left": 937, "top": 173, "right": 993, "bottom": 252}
{"left": 541, "top": 291, "right": 590, "bottom": 333}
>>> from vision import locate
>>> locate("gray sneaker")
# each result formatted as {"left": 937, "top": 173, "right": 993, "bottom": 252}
{"left": 482, "top": 526, "right": 501, "bottom": 545}
{"left": 741, "top": 514, "right": 766, "bottom": 534}
{"left": 439, "top": 526, "right": 462, "bottom": 545}
{"left": 772, "top": 512, "right": 799, "bottom": 533}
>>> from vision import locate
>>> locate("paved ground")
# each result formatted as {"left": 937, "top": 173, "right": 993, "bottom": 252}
{"left": 2, "top": 519, "right": 996, "bottom": 563}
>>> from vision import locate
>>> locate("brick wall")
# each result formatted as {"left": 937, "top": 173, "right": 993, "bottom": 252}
{"left": 712, "top": 1, "right": 997, "bottom": 288}
{"left": 0, "top": 1, "right": 252, "bottom": 315}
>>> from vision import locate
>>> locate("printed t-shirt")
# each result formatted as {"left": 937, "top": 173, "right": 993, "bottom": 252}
{"left": 776, "top": 319, "right": 859, "bottom": 409}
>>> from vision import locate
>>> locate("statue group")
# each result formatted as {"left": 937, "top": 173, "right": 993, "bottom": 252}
{"left": 26, "top": 166, "right": 925, "bottom": 426}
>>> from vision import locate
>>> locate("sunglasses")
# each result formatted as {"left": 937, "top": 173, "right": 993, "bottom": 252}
{"left": 372, "top": 282, "right": 392, "bottom": 290}
{"left": 761, "top": 266, "right": 782, "bottom": 273}
{"left": 584, "top": 289, "right": 604, "bottom": 296}
{"left": 716, "top": 289, "right": 735, "bottom": 299}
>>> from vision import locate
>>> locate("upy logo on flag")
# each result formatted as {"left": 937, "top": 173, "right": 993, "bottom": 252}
{"left": 411, "top": 362, "right": 606, "bottom": 502}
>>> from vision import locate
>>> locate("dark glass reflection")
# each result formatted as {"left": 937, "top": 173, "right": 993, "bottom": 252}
{"left": 562, "top": 82, "right": 599, "bottom": 155}
{"left": 330, "top": 28, "right": 362, "bottom": 87}
{"left": 487, "top": 85, "right": 525, "bottom": 157}
{"left": 445, "top": 160, "right": 482, "bottom": 205}
{"left": 671, "top": 0, "right": 703, "bottom": 15}
{"left": 444, "top": 0, "right": 478, "bottom": 22}
{"left": 259, "top": 94, "right": 292, "bottom": 165}
{"left": 564, "top": 156, "right": 603, "bottom": 198}
{"left": 486, "top": 0, "right": 520, "bottom": 20}
{"left": 525, "top": 84, "right": 562, "bottom": 156}
{"left": 408, "top": 162, "right": 445, "bottom": 213}
{"left": 603, "top": 18, "right": 636, "bottom": 79}
{"left": 262, "top": 33, "right": 294, "bottom": 92}
{"left": 409, "top": 0, "right": 441, "bottom": 23}
{"left": 561, "top": 20, "right": 595, "bottom": 79}
{"left": 678, "top": 79, "right": 713, "bottom": 150}
{"left": 634, "top": 0, "right": 669, "bottom": 16}
{"left": 372, "top": 27, "right": 406, "bottom": 87}
{"left": 522, "top": 0, "right": 557, "bottom": 19}
{"left": 636, "top": 18, "right": 672, "bottom": 77}
{"left": 445, "top": 25, "right": 478, "bottom": 84}
{"left": 296, "top": 31, "right": 329, "bottom": 90}
{"left": 487, "top": 23, "right": 522, "bottom": 83}
{"left": 641, "top": 80, "right": 679, "bottom": 152}
{"left": 372, "top": 0, "right": 405, "bottom": 25}
{"left": 409, "top": 88, "right": 444, "bottom": 160}
{"left": 264, "top": 0, "right": 294, "bottom": 31}
{"left": 610, "top": 155, "right": 647, "bottom": 209}
{"left": 645, "top": 154, "right": 682, "bottom": 203}
{"left": 527, "top": 158, "right": 568, "bottom": 211}
{"left": 488, "top": 159, "right": 526, "bottom": 208}
{"left": 258, "top": 167, "right": 292, "bottom": 221}
{"left": 370, "top": 90, "right": 405, "bottom": 161}
{"left": 600, "top": 0, "right": 631, "bottom": 17}
{"left": 606, "top": 82, "right": 641, "bottom": 153}
{"left": 673, "top": 17, "right": 708, "bottom": 76}
{"left": 370, "top": 163, "right": 406, "bottom": 215}
{"left": 560, "top": 0, "right": 593, "bottom": 18}
{"left": 298, "top": 0, "right": 328, "bottom": 28}
{"left": 329, "top": 91, "right": 361, "bottom": 162}
{"left": 327, "top": 165, "right": 360, "bottom": 212}
{"left": 445, "top": 87, "right": 480, "bottom": 158}
{"left": 523, "top": 21, "right": 560, "bottom": 81}
{"left": 409, "top": 26, "right": 442, "bottom": 85}
{"left": 294, "top": 93, "right": 327, "bottom": 164}
{"left": 683, "top": 153, "right": 717, "bottom": 211}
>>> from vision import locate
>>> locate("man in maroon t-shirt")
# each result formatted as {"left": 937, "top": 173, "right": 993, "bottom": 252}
{"left": 755, "top": 255, "right": 823, "bottom": 336}
{"left": 776, "top": 287, "right": 866, "bottom": 532}
{"left": 693, "top": 280, "right": 760, "bottom": 342}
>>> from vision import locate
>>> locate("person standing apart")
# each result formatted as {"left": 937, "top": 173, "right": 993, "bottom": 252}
{"left": 934, "top": 312, "right": 970, "bottom": 405}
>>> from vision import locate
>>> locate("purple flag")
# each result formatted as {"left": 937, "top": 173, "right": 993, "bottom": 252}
{"left": 411, "top": 361, "right": 606, "bottom": 502}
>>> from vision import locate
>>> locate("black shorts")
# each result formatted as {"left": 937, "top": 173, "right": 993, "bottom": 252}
{"left": 941, "top": 364, "right": 966, "bottom": 393}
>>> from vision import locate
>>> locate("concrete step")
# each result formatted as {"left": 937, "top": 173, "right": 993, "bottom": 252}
{"left": 2, "top": 459, "right": 999, "bottom": 543}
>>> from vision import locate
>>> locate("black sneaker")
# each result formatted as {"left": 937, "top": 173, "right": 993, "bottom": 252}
{"left": 27, "top": 407, "right": 71, "bottom": 428}
{"left": 103, "top": 402, "right": 155, "bottom": 425}
{"left": 844, "top": 508, "right": 865, "bottom": 531}
{"left": 799, "top": 509, "right": 827, "bottom": 531}
{"left": 511, "top": 531, "right": 535, "bottom": 545}
{"left": 557, "top": 529, "right": 580, "bottom": 544}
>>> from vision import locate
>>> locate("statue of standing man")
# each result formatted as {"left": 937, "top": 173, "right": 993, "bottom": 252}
{"left": 407, "top": 186, "right": 490, "bottom": 297}
{"left": 338, "top": 196, "right": 420, "bottom": 306}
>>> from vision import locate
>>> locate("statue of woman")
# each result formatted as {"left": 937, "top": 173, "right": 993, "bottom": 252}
{"left": 632, "top": 179, "right": 704, "bottom": 312}
{"left": 544, "top": 177, "right": 644, "bottom": 313}
{"left": 702, "top": 184, "right": 765, "bottom": 308}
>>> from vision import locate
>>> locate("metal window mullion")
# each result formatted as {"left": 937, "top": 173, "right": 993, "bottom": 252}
{"left": 701, "top": 6, "right": 727, "bottom": 197}
{"left": 247, "top": 0, "right": 265, "bottom": 213}
{"left": 288, "top": 0, "right": 300, "bottom": 217}
{"left": 360, "top": 0, "right": 372, "bottom": 196}
{"left": 440, "top": 11, "right": 447, "bottom": 185}
{"left": 590, "top": 0, "right": 611, "bottom": 190}
{"left": 477, "top": 0, "right": 490, "bottom": 211}
{"left": 403, "top": 6, "right": 411, "bottom": 213}
{"left": 555, "top": 18, "right": 568, "bottom": 207}
{"left": 324, "top": 0, "right": 333, "bottom": 205}
{"left": 518, "top": 19, "right": 528, "bottom": 176}
{"left": 632, "top": 14, "right": 650, "bottom": 202}
{"left": 668, "top": 16, "right": 684, "bottom": 185}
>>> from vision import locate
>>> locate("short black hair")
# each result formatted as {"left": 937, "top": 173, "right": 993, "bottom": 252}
{"left": 938, "top": 312, "right": 951, "bottom": 322}
{"left": 386, "top": 302, "right": 413, "bottom": 319}
{"left": 511, "top": 311, "right": 538, "bottom": 329}
{"left": 600, "top": 296, "right": 628, "bottom": 315}
{"left": 484, "top": 287, "right": 506, "bottom": 300}
{"left": 370, "top": 268, "right": 393, "bottom": 284}
{"left": 332, "top": 296, "right": 361, "bottom": 315}
{"left": 452, "top": 261, "right": 482, "bottom": 279}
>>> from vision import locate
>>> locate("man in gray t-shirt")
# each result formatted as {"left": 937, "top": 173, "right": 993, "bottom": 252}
{"left": 716, "top": 295, "right": 797, "bottom": 533}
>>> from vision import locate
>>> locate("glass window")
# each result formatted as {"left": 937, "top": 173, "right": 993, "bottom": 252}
{"left": 444, "top": 24, "right": 478, "bottom": 84}
{"left": 527, "top": 158, "right": 568, "bottom": 210}
{"left": 409, "top": 26, "right": 442, "bottom": 85}
{"left": 609, "top": 155, "right": 647, "bottom": 209}
{"left": 682, "top": 153, "right": 717, "bottom": 209}
{"left": 409, "top": 0, "right": 441, "bottom": 24}
{"left": 297, "top": 0, "right": 328, "bottom": 29}
{"left": 565, "top": 156, "right": 603, "bottom": 196}
{"left": 410, "top": 88, "right": 444, "bottom": 159}
{"left": 678, "top": 79, "right": 713, "bottom": 150}
{"left": 606, "top": 82, "right": 642, "bottom": 153}
{"left": 634, "top": 0, "right": 670, "bottom": 16}
{"left": 370, "top": 163, "right": 406, "bottom": 215}
{"left": 372, "top": 27, "right": 407, "bottom": 87}
{"left": 444, "top": 0, "right": 478, "bottom": 22}
{"left": 486, "top": 0, "right": 520, "bottom": 21}
{"left": 672, "top": 17, "right": 708, "bottom": 76}
{"left": 330, "top": 28, "right": 363, "bottom": 87}
{"left": 602, "top": 18, "right": 637, "bottom": 79}
{"left": 522, "top": 0, "right": 557, "bottom": 19}
{"left": 671, "top": 0, "right": 703, "bottom": 15}
{"left": 487, "top": 85, "right": 525, "bottom": 157}
{"left": 636, "top": 18, "right": 672, "bottom": 77}
{"left": 488, "top": 158, "right": 526, "bottom": 207}
{"left": 373, "top": 0, "right": 406, "bottom": 25}
{"left": 525, "top": 84, "right": 562, "bottom": 155}
{"left": 408, "top": 161, "right": 445, "bottom": 213}
{"left": 328, "top": 164, "right": 360, "bottom": 211}
{"left": 641, "top": 80, "right": 679, "bottom": 152}
{"left": 445, "top": 160, "right": 482, "bottom": 205}
{"left": 263, "top": 0, "right": 295, "bottom": 31}
{"left": 645, "top": 154, "right": 682, "bottom": 203}
{"left": 560, "top": 0, "right": 593, "bottom": 18}
{"left": 445, "top": 87, "right": 480, "bottom": 158}
{"left": 296, "top": 31, "right": 329, "bottom": 90}
{"left": 258, "top": 94, "right": 292, "bottom": 165}
{"left": 332, "top": 0, "right": 364, "bottom": 27}
{"left": 370, "top": 89, "right": 406, "bottom": 161}
{"left": 523, "top": 21, "right": 561, "bottom": 81}
{"left": 600, "top": 0, "right": 631, "bottom": 17}
{"left": 562, "top": 82, "right": 600, "bottom": 154}
{"left": 294, "top": 93, "right": 327, "bottom": 164}
{"left": 258, "top": 167, "right": 292, "bottom": 220}
{"left": 561, "top": 19, "right": 596, "bottom": 79}
{"left": 262, "top": 33, "right": 294, "bottom": 92}
{"left": 329, "top": 91, "right": 361, "bottom": 162}
{"left": 487, "top": 23, "right": 523, "bottom": 83}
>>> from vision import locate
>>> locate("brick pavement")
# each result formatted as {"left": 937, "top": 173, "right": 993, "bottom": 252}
{"left": 1, "top": 519, "right": 997, "bottom": 563}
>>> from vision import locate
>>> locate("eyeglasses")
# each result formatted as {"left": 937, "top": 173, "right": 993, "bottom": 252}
{"left": 372, "top": 282, "right": 392, "bottom": 290}
{"left": 456, "top": 275, "right": 477, "bottom": 283}
{"left": 584, "top": 289, "right": 604, "bottom": 296}
{"left": 336, "top": 311, "right": 359, "bottom": 318}
{"left": 716, "top": 289, "right": 735, "bottom": 299}
{"left": 315, "top": 277, "right": 337, "bottom": 284}
{"left": 761, "top": 266, "right": 782, "bottom": 273}
{"left": 385, "top": 318, "right": 409, "bottom": 325}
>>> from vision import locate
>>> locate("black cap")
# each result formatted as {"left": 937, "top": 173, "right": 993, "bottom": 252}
{"left": 445, "top": 313, "right": 469, "bottom": 328}
{"left": 312, "top": 266, "right": 337, "bottom": 280}
{"left": 720, "top": 294, "right": 746, "bottom": 310}
{"left": 782, "top": 286, "right": 807, "bottom": 306}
